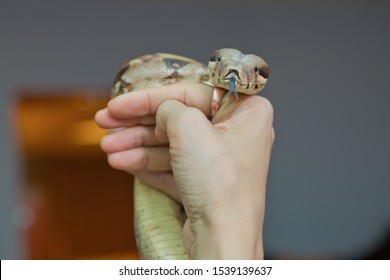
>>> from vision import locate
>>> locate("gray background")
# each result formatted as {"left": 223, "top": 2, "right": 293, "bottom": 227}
{"left": 1, "top": 0, "right": 389, "bottom": 258}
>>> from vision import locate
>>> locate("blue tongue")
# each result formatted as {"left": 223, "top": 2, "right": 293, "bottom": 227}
{"left": 229, "top": 77, "right": 239, "bottom": 99}
{"left": 229, "top": 77, "right": 236, "bottom": 92}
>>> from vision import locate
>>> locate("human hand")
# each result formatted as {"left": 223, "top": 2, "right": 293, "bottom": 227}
{"left": 95, "top": 82, "right": 274, "bottom": 259}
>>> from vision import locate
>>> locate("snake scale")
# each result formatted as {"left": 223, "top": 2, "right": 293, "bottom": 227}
{"left": 111, "top": 48, "right": 269, "bottom": 259}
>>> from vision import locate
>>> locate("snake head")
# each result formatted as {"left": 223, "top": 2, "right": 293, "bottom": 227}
{"left": 208, "top": 48, "right": 269, "bottom": 95}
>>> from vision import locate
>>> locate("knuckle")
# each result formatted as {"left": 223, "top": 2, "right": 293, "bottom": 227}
{"left": 257, "top": 96, "right": 274, "bottom": 115}
{"left": 134, "top": 127, "right": 146, "bottom": 147}
{"left": 173, "top": 107, "right": 204, "bottom": 130}
{"left": 139, "top": 148, "right": 150, "bottom": 170}
{"left": 158, "top": 99, "right": 177, "bottom": 112}
{"left": 180, "top": 106, "right": 204, "bottom": 123}
{"left": 253, "top": 96, "right": 274, "bottom": 123}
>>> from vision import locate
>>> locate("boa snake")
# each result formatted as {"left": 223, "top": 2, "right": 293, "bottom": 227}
{"left": 111, "top": 48, "right": 269, "bottom": 259}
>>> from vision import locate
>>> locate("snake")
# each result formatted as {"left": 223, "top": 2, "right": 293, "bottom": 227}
{"left": 110, "top": 48, "right": 269, "bottom": 259}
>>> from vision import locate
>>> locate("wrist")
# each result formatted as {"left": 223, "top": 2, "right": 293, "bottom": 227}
{"left": 191, "top": 216, "right": 264, "bottom": 259}
{"left": 185, "top": 160, "right": 267, "bottom": 259}
{"left": 190, "top": 194, "right": 265, "bottom": 259}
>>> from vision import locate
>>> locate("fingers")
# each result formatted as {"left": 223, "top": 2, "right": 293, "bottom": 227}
{"left": 100, "top": 121, "right": 171, "bottom": 173}
{"left": 107, "top": 146, "right": 171, "bottom": 172}
{"left": 95, "top": 82, "right": 213, "bottom": 130}
{"left": 95, "top": 108, "right": 155, "bottom": 129}
{"left": 106, "top": 82, "right": 213, "bottom": 119}
{"left": 100, "top": 125, "right": 165, "bottom": 153}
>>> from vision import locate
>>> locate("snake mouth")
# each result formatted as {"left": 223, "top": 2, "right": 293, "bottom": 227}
{"left": 220, "top": 76, "right": 238, "bottom": 93}
{"left": 223, "top": 70, "right": 241, "bottom": 93}
{"left": 224, "top": 69, "right": 241, "bottom": 80}
{"left": 210, "top": 69, "right": 266, "bottom": 95}
{"left": 221, "top": 78, "right": 265, "bottom": 94}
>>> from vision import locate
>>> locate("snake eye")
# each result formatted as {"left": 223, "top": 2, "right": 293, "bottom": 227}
{"left": 255, "top": 65, "right": 269, "bottom": 79}
{"left": 209, "top": 51, "right": 222, "bottom": 62}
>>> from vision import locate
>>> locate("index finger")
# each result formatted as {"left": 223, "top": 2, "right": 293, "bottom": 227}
{"left": 107, "top": 82, "right": 213, "bottom": 119}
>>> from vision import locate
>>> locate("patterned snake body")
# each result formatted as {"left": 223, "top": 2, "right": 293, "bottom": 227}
{"left": 111, "top": 48, "right": 269, "bottom": 259}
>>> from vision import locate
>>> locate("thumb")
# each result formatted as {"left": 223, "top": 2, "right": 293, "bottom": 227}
{"left": 155, "top": 99, "right": 220, "bottom": 154}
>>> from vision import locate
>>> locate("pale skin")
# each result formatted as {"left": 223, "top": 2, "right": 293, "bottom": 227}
{"left": 95, "top": 82, "right": 274, "bottom": 259}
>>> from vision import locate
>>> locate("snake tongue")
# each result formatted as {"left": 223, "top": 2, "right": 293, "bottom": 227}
{"left": 229, "top": 77, "right": 239, "bottom": 99}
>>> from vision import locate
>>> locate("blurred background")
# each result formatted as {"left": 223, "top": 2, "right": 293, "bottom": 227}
{"left": 1, "top": 0, "right": 389, "bottom": 259}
